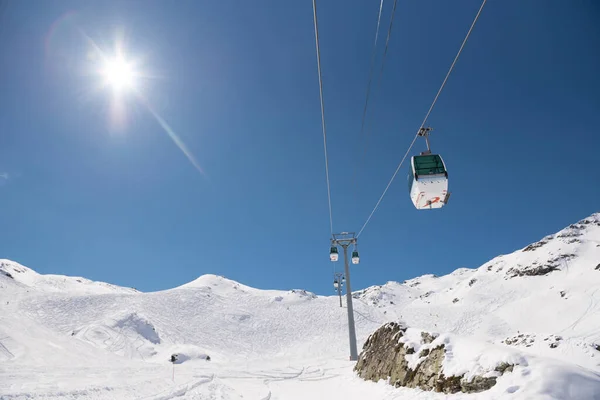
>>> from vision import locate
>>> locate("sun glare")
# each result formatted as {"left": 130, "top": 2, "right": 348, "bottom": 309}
{"left": 101, "top": 56, "right": 135, "bottom": 91}
{"left": 82, "top": 33, "right": 206, "bottom": 176}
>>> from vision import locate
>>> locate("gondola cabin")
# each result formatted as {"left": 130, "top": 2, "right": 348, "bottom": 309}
{"left": 351, "top": 250, "right": 360, "bottom": 264}
{"left": 408, "top": 154, "right": 449, "bottom": 210}
{"left": 330, "top": 246, "right": 339, "bottom": 262}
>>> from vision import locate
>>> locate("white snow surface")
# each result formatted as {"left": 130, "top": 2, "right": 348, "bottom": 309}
{"left": 1, "top": 213, "right": 600, "bottom": 399}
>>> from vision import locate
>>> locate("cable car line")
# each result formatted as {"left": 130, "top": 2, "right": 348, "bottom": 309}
{"left": 363, "top": 0, "right": 399, "bottom": 143}
{"left": 419, "top": 0, "right": 487, "bottom": 129}
{"left": 351, "top": 0, "right": 397, "bottom": 206}
{"left": 357, "top": 0, "right": 387, "bottom": 146}
{"left": 356, "top": 0, "right": 487, "bottom": 238}
{"left": 312, "top": 0, "right": 334, "bottom": 236}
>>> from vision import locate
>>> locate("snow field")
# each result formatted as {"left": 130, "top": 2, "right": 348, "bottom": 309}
{"left": 1, "top": 213, "right": 600, "bottom": 398}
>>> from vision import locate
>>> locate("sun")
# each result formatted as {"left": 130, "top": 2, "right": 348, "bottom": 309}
{"left": 101, "top": 56, "right": 135, "bottom": 92}
{"left": 81, "top": 34, "right": 206, "bottom": 175}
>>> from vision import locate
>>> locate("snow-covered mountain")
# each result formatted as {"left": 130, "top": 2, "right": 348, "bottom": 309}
{"left": 1, "top": 213, "right": 599, "bottom": 399}
{"left": 354, "top": 212, "right": 600, "bottom": 368}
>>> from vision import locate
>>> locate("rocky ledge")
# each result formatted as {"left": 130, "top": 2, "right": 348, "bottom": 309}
{"left": 354, "top": 322, "right": 516, "bottom": 394}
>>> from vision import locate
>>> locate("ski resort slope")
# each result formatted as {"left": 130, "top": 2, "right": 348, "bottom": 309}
{"left": 359, "top": 213, "right": 600, "bottom": 371}
{"left": 1, "top": 213, "right": 600, "bottom": 399}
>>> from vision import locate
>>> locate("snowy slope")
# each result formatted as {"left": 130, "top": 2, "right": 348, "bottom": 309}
{"left": 0, "top": 260, "right": 139, "bottom": 295}
{"left": 354, "top": 213, "right": 600, "bottom": 371}
{"left": 1, "top": 213, "right": 600, "bottom": 399}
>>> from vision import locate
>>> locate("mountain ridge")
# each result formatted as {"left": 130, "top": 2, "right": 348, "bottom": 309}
{"left": 1, "top": 212, "right": 599, "bottom": 399}
{"left": 3, "top": 213, "right": 597, "bottom": 297}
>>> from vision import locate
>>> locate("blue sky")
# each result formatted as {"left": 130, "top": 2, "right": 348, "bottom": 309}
{"left": 0, "top": 0, "right": 598, "bottom": 295}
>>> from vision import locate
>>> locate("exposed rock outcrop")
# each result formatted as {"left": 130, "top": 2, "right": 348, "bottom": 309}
{"left": 501, "top": 333, "right": 562, "bottom": 349}
{"left": 506, "top": 254, "right": 575, "bottom": 278}
{"left": 354, "top": 322, "right": 514, "bottom": 394}
{"left": 507, "top": 264, "right": 559, "bottom": 277}
{"left": 522, "top": 238, "right": 550, "bottom": 252}
{"left": 288, "top": 289, "right": 317, "bottom": 299}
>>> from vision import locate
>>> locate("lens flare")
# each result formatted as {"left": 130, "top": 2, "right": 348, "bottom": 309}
{"left": 142, "top": 98, "right": 207, "bottom": 177}
{"left": 76, "top": 30, "right": 207, "bottom": 177}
